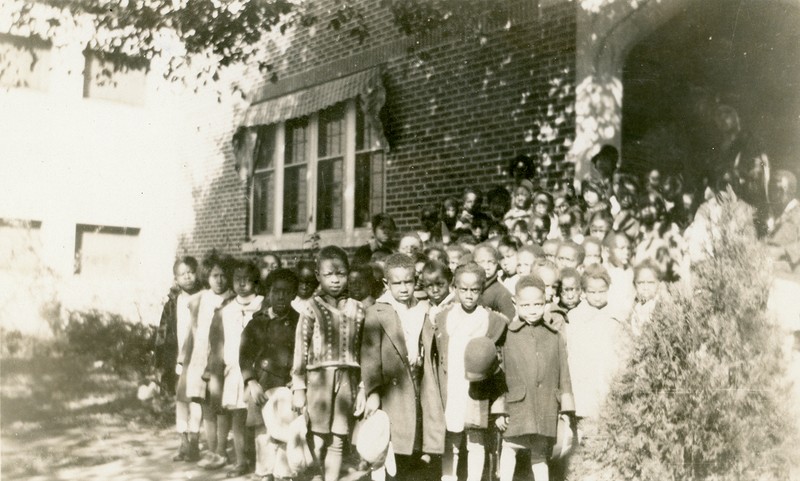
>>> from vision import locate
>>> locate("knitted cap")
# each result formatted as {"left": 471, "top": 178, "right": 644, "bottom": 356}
{"left": 464, "top": 337, "right": 498, "bottom": 382}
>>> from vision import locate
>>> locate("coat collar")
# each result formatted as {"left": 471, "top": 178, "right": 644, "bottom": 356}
{"left": 373, "top": 303, "right": 410, "bottom": 363}
{"left": 508, "top": 305, "right": 565, "bottom": 333}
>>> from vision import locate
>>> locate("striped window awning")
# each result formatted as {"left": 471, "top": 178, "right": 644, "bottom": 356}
{"left": 234, "top": 67, "right": 387, "bottom": 180}
{"left": 239, "top": 67, "right": 384, "bottom": 128}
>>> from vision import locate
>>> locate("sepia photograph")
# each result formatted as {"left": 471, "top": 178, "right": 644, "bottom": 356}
{"left": 1, "top": 0, "right": 799, "bottom": 480}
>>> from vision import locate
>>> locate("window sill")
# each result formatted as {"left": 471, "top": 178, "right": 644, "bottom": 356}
{"left": 241, "top": 228, "right": 373, "bottom": 253}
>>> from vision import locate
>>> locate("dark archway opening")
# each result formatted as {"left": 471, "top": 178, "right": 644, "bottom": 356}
{"left": 622, "top": 0, "right": 800, "bottom": 191}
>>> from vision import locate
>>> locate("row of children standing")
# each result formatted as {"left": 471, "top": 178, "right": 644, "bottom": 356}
{"left": 154, "top": 217, "right": 663, "bottom": 481}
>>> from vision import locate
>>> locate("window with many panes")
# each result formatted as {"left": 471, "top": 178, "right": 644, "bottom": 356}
{"left": 251, "top": 125, "right": 276, "bottom": 235}
{"left": 284, "top": 118, "right": 309, "bottom": 233}
{"left": 249, "top": 98, "right": 385, "bottom": 246}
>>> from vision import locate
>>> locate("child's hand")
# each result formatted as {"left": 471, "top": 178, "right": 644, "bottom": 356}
{"left": 175, "top": 363, "right": 183, "bottom": 376}
{"left": 363, "top": 392, "right": 381, "bottom": 418}
{"left": 292, "top": 389, "right": 307, "bottom": 412}
{"left": 495, "top": 415, "right": 509, "bottom": 432}
{"left": 353, "top": 388, "right": 366, "bottom": 417}
{"left": 247, "top": 381, "right": 266, "bottom": 406}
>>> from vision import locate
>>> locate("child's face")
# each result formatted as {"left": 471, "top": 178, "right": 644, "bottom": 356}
{"left": 515, "top": 286, "right": 546, "bottom": 324}
{"left": 473, "top": 248, "right": 499, "bottom": 280}
{"left": 316, "top": 258, "right": 348, "bottom": 299}
{"left": 513, "top": 187, "right": 531, "bottom": 209}
{"left": 175, "top": 262, "right": 198, "bottom": 293}
{"left": 446, "top": 250, "right": 461, "bottom": 273}
{"left": 635, "top": 268, "right": 659, "bottom": 302}
{"left": 583, "top": 243, "right": 602, "bottom": 266}
{"left": 398, "top": 236, "right": 422, "bottom": 256}
{"left": 384, "top": 267, "right": 415, "bottom": 304}
{"left": 554, "top": 196, "right": 569, "bottom": 215}
{"left": 297, "top": 267, "right": 319, "bottom": 300}
{"left": 542, "top": 240, "right": 559, "bottom": 263}
{"left": 269, "top": 279, "right": 296, "bottom": 316}
{"left": 610, "top": 236, "right": 632, "bottom": 267}
{"left": 537, "top": 267, "right": 558, "bottom": 302}
{"left": 260, "top": 255, "right": 280, "bottom": 282}
{"left": 463, "top": 193, "right": 478, "bottom": 212}
{"left": 589, "top": 218, "right": 610, "bottom": 241}
{"left": 583, "top": 189, "right": 600, "bottom": 207}
{"left": 516, "top": 251, "right": 534, "bottom": 276}
{"left": 455, "top": 272, "right": 483, "bottom": 312}
{"left": 531, "top": 218, "right": 548, "bottom": 245}
{"left": 584, "top": 277, "right": 609, "bottom": 309}
{"left": 512, "top": 225, "right": 530, "bottom": 244}
{"left": 444, "top": 204, "right": 457, "bottom": 219}
{"left": 559, "top": 276, "right": 581, "bottom": 309}
{"left": 532, "top": 194, "right": 552, "bottom": 216}
{"left": 374, "top": 225, "right": 395, "bottom": 246}
{"left": 348, "top": 271, "right": 371, "bottom": 302}
{"left": 498, "top": 245, "right": 518, "bottom": 277}
{"left": 208, "top": 265, "right": 228, "bottom": 295}
{"left": 556, "top": 245, "right": 580, "bottom": 270}
{"left": 426, "top": 248, "right": 446, "bottom": 263}
{"left": 233, "top": 268, "right": 256, "bottom": 298}
{"left": 423, "top": 271, "right": 450, "bottom": 306}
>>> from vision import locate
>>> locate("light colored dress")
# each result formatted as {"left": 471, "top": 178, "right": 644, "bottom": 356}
{"left": 220, "top": 295, "right": 264, "bottom": 409}
{"left": 185, "top": 290, "right": 230, "bottom": 399}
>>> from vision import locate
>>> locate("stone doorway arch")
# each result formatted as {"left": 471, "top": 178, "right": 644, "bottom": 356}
{"left": 569, "top": 0, "right": 800, "bottom": 183}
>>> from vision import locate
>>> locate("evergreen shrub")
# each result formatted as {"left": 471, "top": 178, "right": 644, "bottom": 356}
{"left": 573, "top": 197, "right": 796, "bottom": 480}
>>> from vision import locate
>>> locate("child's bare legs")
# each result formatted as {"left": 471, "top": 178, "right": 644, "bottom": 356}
{"left": 441, "top": 431, "right": 462, "bottom": 481}
{"left": 500, "top": 436, "right": 550, "bottom": 481}
{"left": 499, "top": 442, "right": 519, "bottom": 481}
{"left": 216, "top": 410, "right": 231, "bottom": 458}
{"left": 203, "top": 402, "right": 218, "bottom": 454}
{"left": 465, "top": 429, "right": 485, "bottom": 481}
{"left": 230, "top": 408, "right": 248, "bottom": 469}
{"left": 312, "top": 433, "right": 345, "bottom": 481}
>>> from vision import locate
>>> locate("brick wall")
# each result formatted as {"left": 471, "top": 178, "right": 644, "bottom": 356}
{"left": 185, "top": 0, "right": 577, "bottom": 259}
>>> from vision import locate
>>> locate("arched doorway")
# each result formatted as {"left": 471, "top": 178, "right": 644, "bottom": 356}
{"left": 621, "top": 0, "right": 800, "bottom": 188}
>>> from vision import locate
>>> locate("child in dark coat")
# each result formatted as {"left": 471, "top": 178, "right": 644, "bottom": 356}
{"left": 153, "top": 256, "right": 200, "bottom": 462}
{"left": 497, "top": 275, "right": 573, "bottom": 481}
{"left": 240, "top": 268, "right": 300, "bottom": 481}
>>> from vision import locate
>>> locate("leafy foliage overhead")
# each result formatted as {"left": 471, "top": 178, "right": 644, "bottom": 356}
{"left": 5, "top": 0, "right": 531, "bottom": 92}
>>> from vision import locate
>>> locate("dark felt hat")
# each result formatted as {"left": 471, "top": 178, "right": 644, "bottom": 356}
{"left": 464, "top": 337, "right": 498, "bottom": 382}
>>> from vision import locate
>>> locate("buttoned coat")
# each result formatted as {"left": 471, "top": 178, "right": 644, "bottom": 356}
{"left": 361, "top": 302, "right": 422, "bottom": 456}
{"left": 239, "top": 308, "right": 299, "bottom": 426}
{"left": 419, "top": 305, "right": 507, "bottom": 455}
{"left": 502, "top": 311, "right": 574, "bottom": 439}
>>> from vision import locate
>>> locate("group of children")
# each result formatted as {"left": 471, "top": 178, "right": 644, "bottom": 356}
{"left": 154, "top": 145, "right": 734, "bottom": 481}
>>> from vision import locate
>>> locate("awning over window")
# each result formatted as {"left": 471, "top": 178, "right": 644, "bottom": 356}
{"left": 234, "top": 67, "right": 387, "bottom": 181}
{"left": 241, "top": 67, "right": 382, "bottom": 127}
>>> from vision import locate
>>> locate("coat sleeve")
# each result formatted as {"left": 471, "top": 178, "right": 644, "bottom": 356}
{"left": 239, "top": 322, "right": 259, "bottom": 386}
{"left": 291, "top": 310, "right": 314, "bottom": 390}
{"left": 557, "top": 332, "right": 575, "bottom": 413}
{"left": 360, "top": 307, "right": 384, "bottom": 397}
{"left": 152, "top": 297, "right": 172, "bottom": 371}
{"left": 497, "top": 290, "right": 516, "bottom": 324}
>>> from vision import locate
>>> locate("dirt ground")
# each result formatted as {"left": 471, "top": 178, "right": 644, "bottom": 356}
{"left": 0, "top": 356, "right": 373, "bottom": 481}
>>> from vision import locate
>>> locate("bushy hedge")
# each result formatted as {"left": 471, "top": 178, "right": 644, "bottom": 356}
{"left": 63, "top": 310, "right": 156, "bottom": 380}
{"left": 573, "top": 197, "right": 795, "bottom": 480}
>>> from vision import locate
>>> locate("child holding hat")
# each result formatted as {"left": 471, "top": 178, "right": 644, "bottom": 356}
{"left": 291, "top": 246, "right": 366, "bottom": 481}
{"left": 361, "top": 253, "right": 430, "bottom": 479}
{"left": 240, "top": 268, "right": 300, "bottom": 481}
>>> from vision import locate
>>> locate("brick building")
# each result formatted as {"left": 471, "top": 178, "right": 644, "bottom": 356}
{"left": 188, "top": 0, "right": 578, "bottom": 262}
{"left": 185, "top": 0, "right": 800, "bottom": 264}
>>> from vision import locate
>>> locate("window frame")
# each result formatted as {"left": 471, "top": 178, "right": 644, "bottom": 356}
{"left": 245, "top": 98, "right": 384, "bottom": 251}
